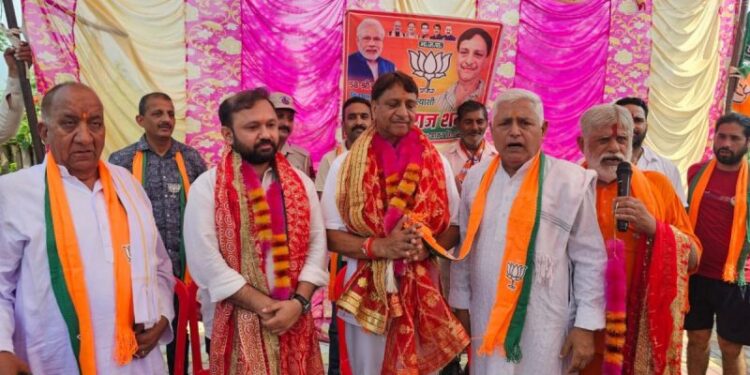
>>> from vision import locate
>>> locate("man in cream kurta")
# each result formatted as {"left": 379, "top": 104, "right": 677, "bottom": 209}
{"left": 449, "top": 89, "right": 606, "bottom": 374}
{"left": 0, "top": 83, "right": 175, "bottom": 374}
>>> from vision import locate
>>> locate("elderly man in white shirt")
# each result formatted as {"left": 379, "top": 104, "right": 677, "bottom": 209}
{"left": 0, "top": 82, "right": 175, "bottom": 374}
{"left": 450, "top": 88, "right": 606, "bottom": 374}
{"left": 615, "top": 97, "right": 686, "bottom": 205}
{"left": 0, "top": 43, "right": 33, "bottom": 144}
{"left": 184, "top": 88, "right": 327, "bottom": 374}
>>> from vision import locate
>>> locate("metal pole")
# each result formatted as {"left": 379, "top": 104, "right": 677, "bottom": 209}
{"left": 726, "top": 0, "right": 749, "bottom": 114}
{"left": 2, "top": 0, "right": 44, "bottom": 164}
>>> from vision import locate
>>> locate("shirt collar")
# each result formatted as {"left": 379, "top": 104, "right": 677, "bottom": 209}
{"left": 136, "top": 135, "right": 180, "bottom": 157}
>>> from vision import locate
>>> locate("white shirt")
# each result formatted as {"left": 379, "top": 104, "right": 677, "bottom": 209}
{"left": 450, "top": 156, "right": 606, "bottom": 375}
{"left": 0, "top": 162, "right": 175, "bottom": 374}
{"left": 185, "top": 165, "right": 329, "bottom": 338}
{"left": 636, "top": 146, "right": 686, "bottom": 206}
{"left": 0, "top": 77, "right": 24, "bottom": 144}
{"left": 320, "top": 151, "right": 460, "bottom": 327}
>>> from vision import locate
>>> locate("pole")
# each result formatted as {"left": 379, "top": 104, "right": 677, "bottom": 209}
{"left": 726, "top": 0, "right": 749, "bottom": 114}
{"left": 2, "top": 0, "right": 44, "bottom": 163}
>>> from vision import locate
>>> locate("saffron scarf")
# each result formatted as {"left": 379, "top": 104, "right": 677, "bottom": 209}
{"left": 336, "top": 126, "right": 469, "bottom": 374}
{"left": 456, "top": 153, "right": 545, "bottom": 361}
{"left": 45, "top": 152, "right": 138, "bottom": 374}
{"left": 688, "top": 158, "right": 750, "bottom": 284}
{"left": 596, "top": 167, "right": 688, "bottom": 375}
{"left": 328, "top": 144, "right": 346, "bottom": 299}
{"left": 455, "top": 140, "right": 486, "bottom": 189}
{"left": 210, "top": 150, "right": 322, "bottom": 375}
{"left": 132, "top": 149, "right": 192, "bottom": 282}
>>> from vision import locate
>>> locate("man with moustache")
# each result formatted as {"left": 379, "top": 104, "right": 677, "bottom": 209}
{"left": 388, "top": 20, "right": 404, "bottom": 37}
{"left": 321, "top": 72, "right": 468, "bottom": 374}
{"left": 109, "top": 92, "right": 206, "bottom": 374}
{"left": 685, "top": 113, "right": 750, "bottom": 375}
{"left": 615, "top": 97, "right": 685, "bottom": 205}
{"left": 315, "top": 96, "right": 371, "bottom": 375}
{"left": 437, "top": 28, "right": 493, "bottom": 114}
{"left": 443, "top": 100, "right": 497, "bottom": 192}
{"left": 443, "top": 25, "right": 457, "bottom": 41}
{"left": 578, "top": 104, "right": 700, "bottom": 375}
{"left": 0, "top": 82, "right": 175, "bottom": 374}
{"left": 420, "top": 22, "right": 430, "bottom": 39}
{"left": 184, "top": 88, "right": 328, "bottom": 374}
{"left": 347, "top": 18, "right": 396, "bottom": 83}
{"left": 450, "top": 89, "right": 606, "bottom": 374}
{"left": 269, "top": 92, "right": 313, "bottom": 178}
{"left": 430, "top": 24, "right": 444, "bottom": 40}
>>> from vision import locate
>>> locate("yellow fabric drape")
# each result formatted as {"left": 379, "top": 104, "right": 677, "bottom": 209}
{"left": 74, "top": 0, "right": 186, "bottom": 157}
{"left": 647, "top": 0, "right": 720, "bottom": 180}
{"left": 395, "top": 0, "right": 476, "bottom": 18}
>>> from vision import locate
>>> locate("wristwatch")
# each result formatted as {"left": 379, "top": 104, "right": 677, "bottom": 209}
{"left": 291, "top": 293, "right": 311, "bottom": 313}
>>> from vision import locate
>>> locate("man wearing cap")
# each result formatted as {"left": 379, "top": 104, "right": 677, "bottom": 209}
{"left": 269, "top": 92, "right": 313, "bottom": 178}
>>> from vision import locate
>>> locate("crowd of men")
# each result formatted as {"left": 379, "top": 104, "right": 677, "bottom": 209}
{"left": 0, "top": 65, "right": 748, "bottom": 375}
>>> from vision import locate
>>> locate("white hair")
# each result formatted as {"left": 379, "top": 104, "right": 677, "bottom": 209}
{"left": 493, "top": 88, "right": 544, "bottom": 122}
{"left": 357, "top": 18, "right": 385, "bottom": 39}
{"left": 579, "top": 104, "right": 633, "bottom": 139}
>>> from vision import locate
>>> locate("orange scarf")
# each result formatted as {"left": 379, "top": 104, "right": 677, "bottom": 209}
{"left": 688, "top": 158, "right": 749, "bottom": 284}
{"left": 457, "top": 153, "right": 544, "bottom": 360}
{"left": 46, "top": 152, "right": 137, "bottom": 374}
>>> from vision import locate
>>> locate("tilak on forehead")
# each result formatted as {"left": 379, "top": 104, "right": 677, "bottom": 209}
{"left": 611, "top": 104, "right": 620, "bottom": 137}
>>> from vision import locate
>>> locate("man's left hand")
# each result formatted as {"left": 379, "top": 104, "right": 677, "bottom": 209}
{"left": 613, "top": 196, "right": 656, "bottom": 237}
{"left": 559, "top": 327, "right": 594, "bottom": 373}
{"left": 133, "top": 316, "right": 169, "bottom": 359}
{"left": 261, "top": 300, "right": 303, "bottom": 336}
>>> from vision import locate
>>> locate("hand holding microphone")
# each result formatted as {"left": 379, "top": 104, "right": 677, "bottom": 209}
{"left": 613, "top": 162, "right": 657, "bottom": 237}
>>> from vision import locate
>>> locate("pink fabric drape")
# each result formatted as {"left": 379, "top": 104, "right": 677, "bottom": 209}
{"left": 515, "top": 0, "right": 610, "bottom": 160}
{"left": 23, "top": 0, "right": 80, "bottom": 93}
{"left": 184, "top": 0, "right": 242, "bottom": 164}
{"left": 477, "top": 0, "right": 521, "bottom": 103}
{"left": 241, "top": 0, "right": 346, "bottom": 164}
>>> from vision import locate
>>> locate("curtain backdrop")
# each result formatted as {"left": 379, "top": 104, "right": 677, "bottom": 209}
{"left": 515, "top": 0, "right": 611, "bottom": 160}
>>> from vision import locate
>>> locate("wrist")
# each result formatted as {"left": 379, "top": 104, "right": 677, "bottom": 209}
{"left": 290, "top": 293, "right": 311, "bottom": 313}
{"left": 366, "top": 237, "right": 381, "bottom": 259}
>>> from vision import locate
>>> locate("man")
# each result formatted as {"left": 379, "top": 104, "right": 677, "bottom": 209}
{"left": 450, "top": 89, "right": 605, "bottom": 374}
{"left": 615, "top": 97, "right": 686, "bottom": 205}
{"left": 405, "top": 22, "right": 418, "bottom": 39}
{"left": 0, "top": 82, "right": 175, "bottom": 374}
{"left": 347, "top": 18, "right": 396, "bottom": 83}
{"left": 315, "top": 97, "right": 371, "bottom": 194}
{"left": 388, "top": 20, "right": 403, "bottom": 37}
{"left": 184, "top": 88, "right": 327, "bottom": 374}
{"left": 430, "top": 24, "right": 444, "bottom": 40}
{"left": 578, "top": 104, "right": 700, "bottom": 375}
{"left": 314, "top": 96, "right": 371, "bottom": 375}
{"left": 685, "top": 113, "right": 750, "bottom": 375}
{"left": 443, "top": 25, "right": 456, "bottom": 41}
{"left": 420, "top": 22, "right": 430, "bottom": 39}
{"left": 0, "top": 42, "right": 33, "bottom": 144}
{"left": 321, "top": 71, "right": 468, "bottom": 374}
{"left": 442, "top": 99, "right": 497, "bottom": 192}
{"left": 269, "top": 91, "right": 313, "bottom": 177}
{"left": 109, "top": 92, "right": 206, "bottom": 374}
{"left": 437, "top": 28, "right": 493, "bottom": 114}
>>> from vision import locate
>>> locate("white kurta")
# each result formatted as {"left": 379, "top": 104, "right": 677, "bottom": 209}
{"left": 320, "top": 151, "right": 460, "bottom": 375}
{"left": 636, "top": 146, "right": 686, "bottom": 206}
{"left": 0, "top": 162, "right": 175, "bottom": 374}
{"left": 185, "top": 166, "right": 329, "bottom": 339}
{"left": 449, "top": 156, "right": 606, "bottom": 375}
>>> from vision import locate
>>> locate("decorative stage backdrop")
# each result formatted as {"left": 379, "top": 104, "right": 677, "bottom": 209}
{"left": 24, "top": 0, "right": 739, "bottom": 179}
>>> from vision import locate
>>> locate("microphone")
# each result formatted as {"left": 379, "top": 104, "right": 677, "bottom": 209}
{"left": 616, "top": 162, "right": 632, "bottom": 232}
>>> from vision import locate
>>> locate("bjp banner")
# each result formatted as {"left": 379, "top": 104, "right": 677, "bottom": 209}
{"left": 344, "top": 10, "right": 502, "bottom": 142}
{"left": 733, "top": 17, "right": 750, "bottom": 115}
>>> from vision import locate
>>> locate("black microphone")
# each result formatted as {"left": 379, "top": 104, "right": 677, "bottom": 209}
{"left": 616, "top": 162, "right": 632, "bottom": 232}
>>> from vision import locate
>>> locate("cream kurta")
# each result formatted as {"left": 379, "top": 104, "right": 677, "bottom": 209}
{"left": 0, "top": 161, "right": 175, "bottom": 374}
{"left": 450, "top": 155, "right": 606, "bottom": 375}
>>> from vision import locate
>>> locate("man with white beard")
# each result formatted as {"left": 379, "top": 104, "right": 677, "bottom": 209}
{"left": 578, "top": 104, "right": 700, "bottom": 375}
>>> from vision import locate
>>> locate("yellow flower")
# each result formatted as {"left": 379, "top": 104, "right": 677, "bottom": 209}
{"left": 217, "top": 37, "right": 241, "bottom": 55}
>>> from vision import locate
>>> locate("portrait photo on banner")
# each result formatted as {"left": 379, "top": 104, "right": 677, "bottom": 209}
{"left": 343, "top": 10, "right": 502, "bottom": 143}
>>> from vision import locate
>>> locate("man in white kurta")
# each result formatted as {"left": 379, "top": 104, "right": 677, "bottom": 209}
{"left": 0, "top": 83, "right": 175, "bottom": 374}
{"left": 449, "top": 89, "right": 606, "bottom": 374}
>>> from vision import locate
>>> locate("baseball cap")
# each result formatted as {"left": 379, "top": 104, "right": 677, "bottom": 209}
{"left": 269, "top": 92, "right": 296, "bottom": 112}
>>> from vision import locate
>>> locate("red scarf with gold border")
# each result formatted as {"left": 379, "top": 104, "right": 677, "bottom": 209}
{"left": 336, "top": 127, "right": 469, "bottom": 374}
{"left": 210, "top": 150, "right": 323, "bottom": 375}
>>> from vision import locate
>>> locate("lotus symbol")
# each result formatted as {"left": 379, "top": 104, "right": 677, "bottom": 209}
{"left": 408, "top": 50, "right": 451, "bottom": 91}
